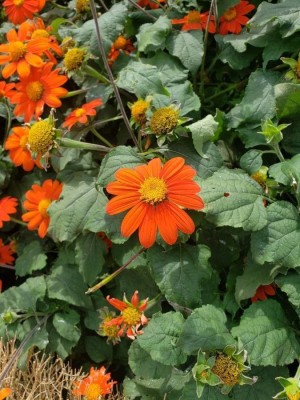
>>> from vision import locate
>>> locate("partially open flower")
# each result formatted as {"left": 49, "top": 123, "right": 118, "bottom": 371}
{"left": 0, "top": 239, "right": 15, "bottom": 265}
{"left": 73, "top": 367, "right": 116, "bottom": 400}
{"left": 282, "top": 54, "right": 300, "bottom": 83}
{"left": 108, "top": 36, "right": 135, "bottom": 65}
{"left": 98, "top": 307, "right": 121, "bottom": 345}
{"left": 274, "top": 375, "right": 300, "bottom": 400}
{"left": 251, "top": 284, "right": 276, "bottom": 302}
{"left": 0, "top": 196, "right": 18, "bottom": 228}
{"left": 76, "top": 0, "right": 90, "bottom": 13}
{"left": 130, "top": 99, "right": 150, "bottom": 125}
{"left": 62, "top": 98, "right": 103, "bottom": 130}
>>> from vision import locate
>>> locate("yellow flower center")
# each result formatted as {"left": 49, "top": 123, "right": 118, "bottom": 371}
{"left": 38, "top": 198, "right": 51, "bottom": 218}
{"left": 113, "top": 36, "right": 128, "bottom": 50}
{"left": 28, "top": 120, "right": 54, "bottom": 155}
{"left": 223, "top": 7, "right": 237, "bottom": 21}
{"left": 102, "top": 316, "right": 120, "bottom": 338}
{"left": 26, "top": 81, "right": 44, "bottom": 101}
{"left": 63, "top": 48, "right": 85, "bottom": 71}
{"left": 19, "top": 134, "right": 28, "bottom": 149}
{"left": 211, "top": 353, "right": 240, "bottom": 386}
{"left": 9, "top": 41, "right": 26, "bottom": 62}
{"left": 139, "top": 176, "right": 168, "bottom": 205}
{"left": 61, "top": 37, "right": 75, "bottom": 54}
{"left": 287, "top": 390, "right": 300, "bottom": 400}
{"left": 85, "top": 383, "right": 103, "bottom": 400}
{"left": 74, "top": 108, "right": 85, "bottom": 117}
{"left": 186, "top": 10, "right": 201, "bottom": 24}
{"left": 131, "top": 99, "right": 150, "bottom": 124}
{"left": 76, "top": 0, "right": 90, "bottom": 13}
{"left": 31, "top": 29, "right": 50, "bottom": 39}
{"left": 122, "top": 307, "right": 142, "bottom": 326}
{"left": 149, "top": 107, "right": 179, "bottom": 135}
{"left": 13, "top": 0, "right": 24, "bottom": 6}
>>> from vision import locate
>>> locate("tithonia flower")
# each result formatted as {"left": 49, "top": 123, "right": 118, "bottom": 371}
{"left": 108, "top": 36, "right": 135, "bottom": 65}
{"left": 0, "top": 388, "right": 12, "bottom": 400}
{"left": 0, "top": 240, "right": 15, "bottom": 265}
{"left": 0, "top": 81, "right": 16, "bottom": 102}
{"left": 22, "top": 179, "right": 63, "bottom": 238}
{"left": 98, "top": 307, "right": 120, "bottom": 344}
{"left": 73, "top": 367, "right": 116, "bottom": 400}
{"left": 10, "top": 62, "right": 68, "bottom": 122}
{"left": 0, "top": 196, "right": 18, "bottom": 228}
{"left": 137, "top": 0, "right": 166, "bottom": 9}
{"left": 172, "top": 10, "right": 216, "bottom": 32}
{"left": 251, "top": 284, "right": 276, "bottom": 303}
{"left": 27, "top": 118, "right": 56, "bottom": 159}
{"left": 63, "top": 47, "right": 86, "bottom": 72}
{"left": 130, "top": 99, "right": 150, "bottom": 125}
{"left": 219, "top": 1, "right": 255, "bottom": 35}
{"left": 149, "top": 106, "right": 179, "bottom": 135}
{"left": 4, "top": 126, "right": 41, "bottom": 171}
{"left": 0, "top": 24, "right": 50, "bottom": 79}
{"left": 76, "top": 0, "right": 90, "bottom": 13}
{"left": 3, "top": 0, "right": 40, "bottom": 25}
{"left": 62, "top": 98, "right": 103, "bottom": 130}
{"left": 106, "top": 157, "right": 204, "bottom": 248}
{"left": 105, "top": 291, "right": 148, "bottom": 340}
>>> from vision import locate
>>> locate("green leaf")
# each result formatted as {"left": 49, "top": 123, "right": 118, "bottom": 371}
{"left": 75, "top": 233, "right": 106, "bottom": 285}
{"left": 178, "top": 305, "right": 235, "bottom": 355}
{"left": 15, "top": 241, "right": 47, "bottom": 277}
{"left": 201, "top": 168, "right": 267, "bottom": 231}
{"left": 166, "top": 30, "right": 204, "bottom": 76}
{"left": 189, "top": 115, "right": 218, "bottom": 158}
{"left": 240, "top": 150, "right": 263, "bottom": 174}
{"left": 275, "top": 83, "right": 300, "bottom": 119}
{"left": 111, "top": 236, "right": 147, "bottom": 268}
{"left": 147, "top": 244, "right": 219, "bottom": 309}
{"left": 137, "top": 16, "right": 172, "bottom": 53}
{"left": 146, "top": 52, "right": 188, "bottom": 86}
{"left": 137, "top": 311, "right": 186, "bottom": 366}
{"left": 231, "top": 299, "right": 300, "bottom": 366}
{"left": 52, "top": 310, "right": 81, "bottom": 342}
{"left": 251, "top": 201, "right": 300, "bottom": 268}
{"left": 85, "top": 336, "right": 113, "bottom": 362}
{"left": 276, "top": 271, "right": 300, "bottom": 310}
{"left": 47, "top": 321, "right": 77, "bottom": 360}
{"left": 46, "top": 264, "right": 93, "bottom": 309}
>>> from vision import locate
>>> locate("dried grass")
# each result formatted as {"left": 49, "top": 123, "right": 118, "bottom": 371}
{"left": 0, "top": 338, "right": 125, "bottom": 400}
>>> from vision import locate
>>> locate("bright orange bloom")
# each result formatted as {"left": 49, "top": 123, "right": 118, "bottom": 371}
{"left": 0, "top": 388, "right": 12, "bottom": 400}
{"left": 108, "top": 36, "right": 135, "bottom": 65}
{"left": 73, "top": 367, "right": 116, "bottom": 400}
{"left": 106, "top": 157, "right": 204, "bottom": 248}
{"left": 251, "top": 284, "right": 276, "bottom": 303}
{"left": 22, "top": 179, "right": 63, "bottom": 238}
{"left": 62, "top": 99, "right": 103, "bottom": 130}
{"left": 10, "top": 63, "right": 68, "bottom": 122}
{"left": 0, "top": 81, "right": 16, "bottom": 102}
{"left": 137, "top": 0, "right": 166, "bottom": 9}
{"left": 0, "top": 240, "right": 15, "bottom": 265}
{"left": 219, "top": 1, "right": 255, "bottom": 35}
{"left": 0, "top": 196, "right": 18, "bottom": 228}
{"left": 4, "top": 126, "right": 42, "bottom": 171}
{"left": 172, "top": 10, "right": 216, "bottom": 32}
{"left": 3, "top": 0, "right": 39, "bottom": 25}
{"left": 106, "top": 291, "right": 148, "bottom": 340}
{"left": 0, "top": 24, "right": 50, "bottom": 79}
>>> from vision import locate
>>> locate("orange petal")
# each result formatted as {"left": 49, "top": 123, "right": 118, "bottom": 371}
{"left": 155, "top": 203, "right": 178, "bottom": 245}
{"left": 0, "top": 387, "right": 12, "bottom": 400}
{"left": 168, "top": 193, "right": 204, "bottom": 210}
{"left": 17, "top": 59, "right": 30, "bottom": 78}
{"left": 147, "top": 158, "right": 162, "bottom": 177}
{"left": 138, "top": 204, "right": 157, "bottom": 248}
{"left": 121, "top": 202, "right": 148, "bottom": 237}
{"left": 115, "top": 168, "right": 144, "bottom": 186}
{"left": 164, "top": 202, "right": 195, "bottom": 234}
{"left": 106, "top": 194, "right": 140, "bottom": 215}
{"left": 161, "top": 157, "right": 185, "bottom": 181}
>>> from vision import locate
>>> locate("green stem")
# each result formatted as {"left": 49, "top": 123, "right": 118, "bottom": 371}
{"left": 92, "top": 115, "right": 123, "bottom": 127}
{"left": 272, "top": 143, "right": 285, "bottom": 162}
{"left": 90, "top": 127, "right": 114, "bottom": 148}
{"left": 63, "top": 88, "right": 88, "bottom": 98}
{"left": 49, "top": 1, "right": 68, "bottom": 9}
{"left": 9, "top": 216, "right": 27, "bottom": 227}
{"left": 83, "top": 65, "right": 110, "bottom": 84}
{"left": 58, "top": 137, "right": 111, "bottom": 152}
{"left": 205, "top": 83, "right": 238, "bottom": 102}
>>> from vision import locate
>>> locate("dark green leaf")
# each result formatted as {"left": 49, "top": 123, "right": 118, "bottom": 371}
{"left": 53, "top": 310, "right": 81, "bottom": 342}
{"left": 15, "top": 241, "right": 47, "bottom": 277}
{"left": 137, "top": 16, "right": 172, "bottom": 53}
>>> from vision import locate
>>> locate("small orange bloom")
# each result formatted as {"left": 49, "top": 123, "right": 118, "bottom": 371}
{"left": 106, "top": 291, "right": 148, "bottom": 340}
{"left": 251, "top": 284, "right": 276, "bottom": 303}
{"left": 0, "top": 23, "right": 50, "bottom": 79}
{"left": 0, "top": 196, "right": 18, "bottom": 228}
{"left": 0, "top": 81, "right": 16, "bottom": 102}
{"left": 73, "top": 367, "right": 116, "bottom": 400}
{"left": 219, "top": 1, "right": 255, "bottom": 35}
{"left": 22, "top": 179, "right": 63, "bottom": 238}
{"left": 0, "top": 240, "right": 15, "bottom": 265}
{"left": 106, "top": 157, "right": 204, "bottom": 248}
{"left": 108, "top": 36, "right": 135, "bottom": 65}
{"left": 10, "top": 62, "right": 68, "bottom": 122}
{"left": 62, "top": 98, "right": 103, "bottom": 130}
{"left": 137, "top": 0, "right": 166, "bottom": 9}
{"left": 172, "top": 10, "right": 216, "bottom": 32}
{"left": 3, "top": 0, "right": 39, "bottom": 25}
{"left": 4, "top": 126, "right": 41, "bottom": 171}
{"left": 0, "top": 388, "right": 12, "bottom": 400}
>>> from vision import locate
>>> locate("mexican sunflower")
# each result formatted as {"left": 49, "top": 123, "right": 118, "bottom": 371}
{"left": 73, "top": 367, "right": 116, "bottom": 400}
{"left": 62, "top": 98, "right": 103, "bottom": 130}
{"left": 106, "top": 291, "right": 148, "bottom": 340}
{"left": 0, "top": 24, "right": 50, "bottom": 79}
{"left": 0, "top": 196, "right": 18, "bottom": 228}
{"left": 0, "top": 388, "right": 12, "bottom": 400}
{"left": 137, "top": 0, "right": 166, "bottom": 9}
{"left": 219, "top": 1, "right": 255, "bottom": 35}
{"left": 0, "top": 81, "right": 16, "bottom": 102}
{"left": 22, "top": 179, "right": 63, "bottom": 238}
{"left": 10, "top": 62, "right": 68, "bottom": 122}
{"left": 106, "top": 157, "right": 204, "bottom": 248}
{"left": 0, "top": 240, "right": 15, "bottom": 265}
{"left": 2, "top": 0, "right": 40, "bottom": 25}
{"left": 4, "top": 126, "right": 41, "bottom": 171}
{"left": 251, "top": 284, "right": 276, "bottom": 303}
{"left": 172, "top": 10, "right": 216, "bottom": 33}
{"left": 108, "top": 35, "right": 135, "bottom": 65}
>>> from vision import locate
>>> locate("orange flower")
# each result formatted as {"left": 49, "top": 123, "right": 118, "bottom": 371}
{"left": 22, "top": 179, "right": 63, "bottom": 238}
{"left": 0, "top": 81, "right": 16, "bottom": 102}
{"left": 108, "top": 36, "right": 135, "bottom": 65}
{"left": 0, "top": 240, "right": 15, "bottom": 265}
{"left": 0, "top": 196, "right": 18, "bottom": 228}
{"left": 137, "top": 0, "right": 166, "bottom": 9}
{"left": 219, "top": 1, "right": 255, "bottom": 35}
{"left": 0, "top": 388, "right": 12, "bottom": 400}
{"left": 4, "top": 126, "right": 42, "bottom": 171}
{"left": 10, "top": 62, "right": 68, "bottom": 122}
{"left": 251, "top": 284, "right": 276, "bottom": 303}
{"left": 172, "top": 10, "right": 216, "bottom": 32}
{"left": 62, "top": 99, "right": 103, "bottom": 130}
{"left": 0, "top": 23, "right": 50, "bottom": 79}
{"left": 73, "top": 367, "right": 116, "bottom": 400}
{"left": 106, "top": 157, "right": 204, "bottom": 248}
{"left": 3, "top": 0, "right": 40, "bottom": 25}
{"left": 106, "top": 291, "right": 148, "bottom": 340}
